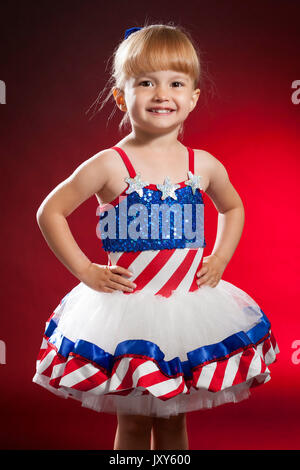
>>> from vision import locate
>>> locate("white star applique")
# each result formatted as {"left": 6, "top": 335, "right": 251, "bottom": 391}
{"left": 124, "top": 172, "right": 149, "bottom": 197}
{"left": 185, "top": 171, "right": 203, "bottom": 194}
{"left": 156, "top": 176, "right": 180, "bottom": 200}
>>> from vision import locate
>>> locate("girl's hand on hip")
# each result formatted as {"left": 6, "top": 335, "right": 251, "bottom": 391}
{"left": 80, "top": 263, "right": 136, "bottom": 293}
{"left": 196, "top": 254, "right": 228, "bottom": 288}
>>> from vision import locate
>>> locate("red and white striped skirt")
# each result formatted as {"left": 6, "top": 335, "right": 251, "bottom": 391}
{"left": 32, "top": 247, "right": 279, "bottom": 418}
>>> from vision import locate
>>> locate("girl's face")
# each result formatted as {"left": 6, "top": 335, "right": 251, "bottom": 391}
{"left": 117, "top": 70, "right": 200, "bottom": 135}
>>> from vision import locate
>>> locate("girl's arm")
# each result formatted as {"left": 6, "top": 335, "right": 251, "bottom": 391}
{"left": 36, "top": 151, "right": 112, "bottom": 281}
{"left": 204, "top": 153, "right": 245, "bottom": 266}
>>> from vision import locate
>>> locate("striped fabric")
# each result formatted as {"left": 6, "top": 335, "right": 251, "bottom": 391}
{"left": 34, "top": 311, "right": 279, "bottom": 402}
{"left": 33, "top": 245, "right": 279, "bottom": 406}
{"left": 107, "top": 247, "right": 204, "bottom": 297}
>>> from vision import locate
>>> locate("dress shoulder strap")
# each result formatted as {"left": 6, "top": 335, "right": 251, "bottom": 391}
{"left": 187, "top": 146, "right": 195, "bottom": 174}
{"left": 111, "top": 146, "right": 137, "bottom": 178}
{"left": 111, "top": 145, "right": 194, "bottom": 177}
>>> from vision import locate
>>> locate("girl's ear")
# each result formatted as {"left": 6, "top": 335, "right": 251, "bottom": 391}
{"left": 190, "top": 88, "right": 201, "bottom": 111}
{"left": 112, "top": 87, "right": 119, "bottom": 100}
{"left": 112, "top": 87, "right": 126, "bottom": 111}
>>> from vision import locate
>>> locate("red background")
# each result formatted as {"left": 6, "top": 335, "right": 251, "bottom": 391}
{"left": 0, "top": 0, "right": 299, "bottom": 450}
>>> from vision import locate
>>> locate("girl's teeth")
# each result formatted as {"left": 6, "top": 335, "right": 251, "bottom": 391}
{"left": 151, "top": 110, "right": 172, "bottom": 113}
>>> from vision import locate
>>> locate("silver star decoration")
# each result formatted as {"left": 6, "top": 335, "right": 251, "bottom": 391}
{"left": 156, "top": 176, "right": 180, "bottom": 200}
{"left": 124, "top": 172, "right": 149, "bottom": 197}
{"left": 185, "top": 171, "right": 203, "bottom": 194}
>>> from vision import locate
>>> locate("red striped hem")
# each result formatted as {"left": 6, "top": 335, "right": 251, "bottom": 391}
{"left": 36, "top": 330, "right": 278, "bottom": 401}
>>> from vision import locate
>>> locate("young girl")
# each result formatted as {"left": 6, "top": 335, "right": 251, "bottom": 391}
{"left": 33, "top": 23, "right": 279, "bottom": 451}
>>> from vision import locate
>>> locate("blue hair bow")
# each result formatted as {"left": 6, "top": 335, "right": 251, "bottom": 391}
{"left": 124, "top": 27, "right": 142, "bottom": 40}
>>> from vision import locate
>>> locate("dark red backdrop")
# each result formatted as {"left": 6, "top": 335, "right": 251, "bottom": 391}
{"left": 0, "top": 0, "right": 299, "bottom": 450}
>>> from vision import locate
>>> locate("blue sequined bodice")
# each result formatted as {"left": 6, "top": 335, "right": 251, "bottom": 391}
{"left": 98, "top": 146, "right": 206, "bottom": 253}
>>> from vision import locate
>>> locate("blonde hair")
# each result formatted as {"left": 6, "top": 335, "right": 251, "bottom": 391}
{"left": 86, "top": 21, "right": 207, "bottom": 139}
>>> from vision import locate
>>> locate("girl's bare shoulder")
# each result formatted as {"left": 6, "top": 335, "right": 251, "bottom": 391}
{"left": 74, "top": 147, "right": 123, "bottom": 188}
{"left": 83, "top": 147, "right": 121, "bottom": 171}
{"left": 192, "top": 149, "right": 227, "bottom": 194}
{"left": 194, "top": 149, "right": 230, "bottom": 190}
{"left": 83, "top": 147, "right": 129, "bottom": 205}
{"left": 194, "top": 148, "right": 228, "bottom": 171}
{"left": 194, "top": 149, "right": 243, "bottom": 211}
{"left": 36, "top": 148, "right": 120, "bottom": 218}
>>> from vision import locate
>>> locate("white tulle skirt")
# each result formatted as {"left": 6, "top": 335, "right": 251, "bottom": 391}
{"left": 32, "top": 276, "right": 279, "bottom": 418}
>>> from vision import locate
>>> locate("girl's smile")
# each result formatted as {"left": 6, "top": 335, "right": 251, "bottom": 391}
{"left": 147, "top": 108, "right": 176, "bottom": 115}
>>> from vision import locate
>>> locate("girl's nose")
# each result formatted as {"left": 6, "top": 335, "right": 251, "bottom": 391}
{"left": 154, "top": 87, "right": 169, "bottom": 100}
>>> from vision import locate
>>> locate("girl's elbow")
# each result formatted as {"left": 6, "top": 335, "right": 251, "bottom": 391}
{"left": 36, "top": 206, "right": 47, "bottom": 229}
{"left": 36, "top": 205, "right": 44, "bottom": 224}
{"left": 36, "top": 202, "right": 54, "bottom": 227}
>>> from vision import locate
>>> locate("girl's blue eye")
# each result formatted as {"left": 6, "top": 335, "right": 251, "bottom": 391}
{"left": 139, "top": 81, "right": 184, "bottom": 87}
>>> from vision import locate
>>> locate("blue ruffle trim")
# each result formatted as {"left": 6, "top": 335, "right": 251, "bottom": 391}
{"left": 45, "top": 307, "right": 271, "bottom": 379}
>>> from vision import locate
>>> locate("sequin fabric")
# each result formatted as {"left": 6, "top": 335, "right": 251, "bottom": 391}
{"left": 98, "top": 185, "right": 206, "bottom": 253}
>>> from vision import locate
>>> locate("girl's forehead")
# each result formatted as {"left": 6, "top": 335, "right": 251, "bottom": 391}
{"left": 135, "top": 70, "right": 190, "bottom": 78}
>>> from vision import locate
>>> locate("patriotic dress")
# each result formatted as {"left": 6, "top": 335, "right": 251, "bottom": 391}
{"left": 32, "top": 145, "right": 279, "bottom": 418}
